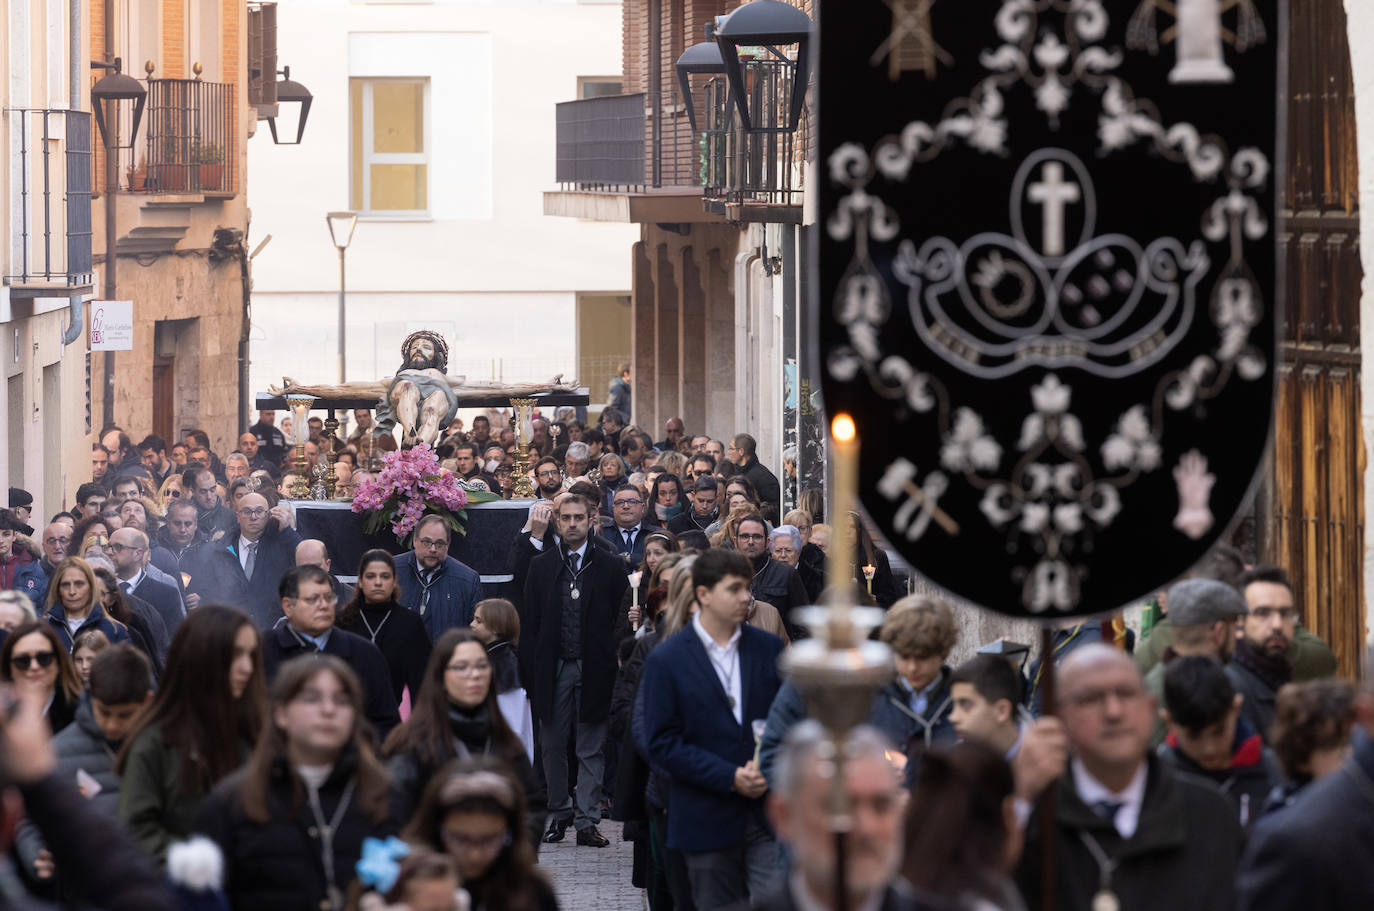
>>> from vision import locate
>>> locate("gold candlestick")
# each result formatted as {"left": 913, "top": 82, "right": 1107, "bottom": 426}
{"left": 510, "top": 397, "right": 538, "bottom": 499}
{"left": 285, "top": 394, "right": 316, "bottom": 500}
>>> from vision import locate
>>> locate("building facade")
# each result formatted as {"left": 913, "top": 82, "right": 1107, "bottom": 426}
{"left": 245, "top": 0, "right": 637, "bottom": 427}
{"left": 86, "top": 0, "right": 257, "bottom": 454}
{"left": 2, "top": 0, "right": 95, "bottom": 518}
{"left": 545, "top": 0, "right": 818, "bottom": 512}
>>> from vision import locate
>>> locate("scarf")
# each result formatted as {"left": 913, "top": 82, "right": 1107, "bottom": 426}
{"left": 448, "top": 704, "right": 492, "bottom": 755}
{"left": 1233, "top": 637, "right": 1292, "bottom": 691}
{"left": 655, "top": 502, "right": 685, "bottom": 521}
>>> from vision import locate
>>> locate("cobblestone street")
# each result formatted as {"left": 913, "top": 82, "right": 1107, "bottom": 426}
{"left": 541, "top": 823, "right": 643, "bottom": 911}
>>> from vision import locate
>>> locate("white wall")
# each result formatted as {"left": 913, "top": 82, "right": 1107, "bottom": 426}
{"left": 247, "top": 0, "right": 636, "bottom": 396}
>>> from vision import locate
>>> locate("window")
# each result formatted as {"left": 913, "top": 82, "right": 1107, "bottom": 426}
{"left": 349, "top": 78, "right": 430, "bottom": 215}
{"left": 578, "top": 77, "right": 624, "bottom": 99}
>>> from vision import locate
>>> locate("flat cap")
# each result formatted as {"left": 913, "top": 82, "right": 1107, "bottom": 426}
{"left": 1167, "top": 578, "right": 1248, "bottom": 627}
{"left": 8, "top": 487, "right": 32, "bottom": 508}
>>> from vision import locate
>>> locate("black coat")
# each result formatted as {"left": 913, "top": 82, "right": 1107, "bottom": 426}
{"left": 194, "top": 749, "right": 397, "bottom": 911}
{"left": 261, "top": 623, "right": 402, "bottom": 740}
{"left": 1015, "top": 755, "right": 1244, "bottom": 911}
{"left": 508, "top": 527, "right": 615, "bottom": 612}
{"left": 519, "top": 542, "right": 628, "bottom": 725}
{"left": 739, "top": 455, "right": 782, "bottom": 519}
{"left": 130, "top": 574, "right": 184, "bottom": 639}
{"left": 1236, "top": 729, "right": 1374, "bottom": 911}
{"left": 600, "top": 521, "right": 666, "bottom": 572}
{"left": 189, "top": 523, "right": 303, "bottom": 629}
{"left": 337, "top": 601, "right": 431, "bottom": 705}
{"left": 749, "top": 556, "right": 811, "bottom": 633}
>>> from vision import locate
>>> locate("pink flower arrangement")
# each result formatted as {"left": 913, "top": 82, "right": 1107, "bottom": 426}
{"left": 351, "top": 444, "right": 473, "bottom": 543}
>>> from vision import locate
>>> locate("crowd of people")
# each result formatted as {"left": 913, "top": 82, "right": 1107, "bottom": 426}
{"left": 0, "top": 408, "right": 1370, "bottom": 911}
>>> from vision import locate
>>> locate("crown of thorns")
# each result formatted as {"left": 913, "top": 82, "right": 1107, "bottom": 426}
{"left": 401, "top": 331, "right": 449, "bottom": 373}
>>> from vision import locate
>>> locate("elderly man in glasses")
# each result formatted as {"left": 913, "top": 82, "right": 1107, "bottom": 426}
{"left": 188, "top": 492, "right": 303, "bottom": 629}
{"left": 599, "top": 483, "right": 664, "bottom": 575}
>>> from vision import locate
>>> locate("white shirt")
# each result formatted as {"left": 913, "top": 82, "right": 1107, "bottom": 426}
{"left": 1071, "top": 757, "right": 1148, "bottom": 839}
{"left": 238, "top": 535, "right": 259, "bottom": 572}
{"left": 692, "top": 613, "right": 743, "bottom": 724}
{"left": 565, "top": 541, "right": 588, "bottom": 566}
{"left": 119, "top": 567, "right": 145, "bottom": 593}
{"left": 789, "top": 869, "right": 884, "bottom": 911}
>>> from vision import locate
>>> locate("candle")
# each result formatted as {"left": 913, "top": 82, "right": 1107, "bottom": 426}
{"left": 828, "top": 414, "right": 859, "bottom": 639}
{"left": 863, "top": 563, "right": 876, "bottom": 595}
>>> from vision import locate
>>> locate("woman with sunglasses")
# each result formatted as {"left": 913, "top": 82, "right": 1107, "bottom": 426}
{"left": 0, "top": 620, "right": 82, "bottom": 732}
{"left": 42, "top": 556, "right": 131, "bottom": 652}
{"left": 118, "top": 604, "right": 266, "bottom": 866}
{"left": 156, "top": 474, "right": 186, "bottom": 511}
{"left": 195, "top": 655, "right": 396, "bottom": 911}
{"left": 403, "top": 757, "right": 559, "bottom": 911}
{"left": 383, "top": 629, "right": 543, "bottom": 842}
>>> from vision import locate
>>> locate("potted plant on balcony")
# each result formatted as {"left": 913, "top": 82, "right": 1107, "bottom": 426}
{"left": 126, "top": 157, "right": 147, "bottom": 191}
{"left": 195, "top": 143, "right": 225, "bottom": 191}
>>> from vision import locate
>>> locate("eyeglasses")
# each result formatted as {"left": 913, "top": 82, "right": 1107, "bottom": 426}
{"left": 446, "top": 661, "right": 491, "bottom": 677}
{"left": 44, "top": 535, "right": 72, "bottom": 546}
{"left": 10, "top": 651, "right": 57, "bottom": 671}
{"left": 737, "top": 533, "right": 766, "bottom": 542}
{"left": 106, "top": 542, "right": 140, "bottom": 554}
{"left": 237, "top": 508, "right": 268, "bottom": 519}
{"left": 614, "top": 498, "right": 643, "bottom": 507}
{"left": 417, "top": 537, "right": 448, "bottom": 550}
{"left": 440, "top": 829, "right": 510, "bottom": 855}
{"left": 292, "top": 594, "right": 334, "bottom": 607}
{"left": 536, "top": 469, "right": 561, "bottom": 479}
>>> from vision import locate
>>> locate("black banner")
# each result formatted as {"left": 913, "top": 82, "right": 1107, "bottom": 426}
{"left": 816, "top": 0, "right": 1282, "bottom": 618}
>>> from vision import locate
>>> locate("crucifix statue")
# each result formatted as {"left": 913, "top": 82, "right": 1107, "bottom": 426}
{"left": 268, "top": 330, "right": 576, "bottom": 448}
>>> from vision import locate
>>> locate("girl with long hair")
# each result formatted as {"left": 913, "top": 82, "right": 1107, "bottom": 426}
{"left": 195, "top": 656, "right": 396, "bottom": 911}
{"left": 337, "top": 549, "right": 432, "bottom": 705}
{"left": 619, "top": 531, "right": 679, "bottom": 640}
{"left": 903, "top": 741, "right": 1026, "bottom": 911}
{"left": 382, "top": 629, "right": 544, "bottom": 843}
{"left": 87, "top": 558, "right": 167, "bottom": 672}
{"left": 117, "top": 604, "right": 266, "bottom": 865}
{"left": 404, "top": 758, "right": 559, "bottom": 911}
{"left": 469, "top": 598, "right": 534, "bottom": 763}
{"left": 844, "top": 511, "right": 899, "bottom": 608}
{"left": 0, "top": 620, "right": 81, "bottom": 732}
{"left": 648, "top": 474, "right": 686, "bottom": 525}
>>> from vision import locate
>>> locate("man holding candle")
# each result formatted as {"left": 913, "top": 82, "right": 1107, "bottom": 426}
{"left": 643, "top": 548, "right": 785, "bottom": 908}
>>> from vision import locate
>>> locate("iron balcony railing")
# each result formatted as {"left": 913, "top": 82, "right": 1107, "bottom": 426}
{"left": 700, "top": 59, "right": 801, "bottom": 209}
{"left": 4, "top": 108, "right": 93, "bottom": 287}
{"left": 555, "top": 93, "right": 647, "bottom": 191}
{"left": 139, "top": 79, "right": 238, "bottom": 195}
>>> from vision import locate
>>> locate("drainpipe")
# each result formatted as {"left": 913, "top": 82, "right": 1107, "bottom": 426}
{"left": 100, "top": 0, "right": 116, "bottom": 426}
{"left": 62, "top": 0, "right": 84, "bottom": 345}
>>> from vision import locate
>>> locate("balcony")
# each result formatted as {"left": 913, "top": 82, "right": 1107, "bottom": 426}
{"left": 4, "top": 109, "right": 94, "bottom": 296}
{"left": 700, "top": 58, "right": 802, "bottom": 223}
{"left": 546, "top": 91, "right": 726, "bottom": 224}
{"left": 130, "top": 79, "right": 238, "bottom": 196}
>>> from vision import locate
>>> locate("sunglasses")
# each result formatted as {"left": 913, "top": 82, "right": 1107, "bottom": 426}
{"left": 11, "top": 651, "right": 57, "bottom": 671}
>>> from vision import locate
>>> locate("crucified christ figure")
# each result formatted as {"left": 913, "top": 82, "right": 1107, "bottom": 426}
{"left": 268, "top": 330, "right": 576, "bottom": 448}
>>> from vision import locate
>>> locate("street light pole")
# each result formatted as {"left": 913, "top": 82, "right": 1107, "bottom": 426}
{"left": 325, "top": 211, "right": 359, "bottom": 386}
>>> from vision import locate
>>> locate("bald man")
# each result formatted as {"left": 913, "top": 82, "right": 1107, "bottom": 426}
{"left": 190, "top": 492, "right": 303, "bottom": 628}
{"left": 1015, "top": 644, "right": 1243, "bottom": 911}
{"left": 109, "top": 527, "right": 183, "bottom": 640}
{"left": 295, "top": 538, "right": 353, "bottom": 607}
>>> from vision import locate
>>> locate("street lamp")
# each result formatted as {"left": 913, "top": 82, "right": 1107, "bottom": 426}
{"left": 326, "top": 211, "right": 358, "bottom": 385}
{"left": 89, "top": 56, "right": 147, "bottom": 426}
{"left": 676, "top": 27, "right": 726, "bottom": 132}
{"left": 715, "top": 0, "right": 813, "bottom": 133}
{"left": 267, "top": 66, "right": 314, "bottom": 145}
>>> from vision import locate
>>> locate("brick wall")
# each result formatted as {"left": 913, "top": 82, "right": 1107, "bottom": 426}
{"left": 162, "top": 0, "right": 185, "bottom": 77}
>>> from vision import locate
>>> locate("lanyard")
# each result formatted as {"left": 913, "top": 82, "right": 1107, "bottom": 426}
{"left": 358, "top": 609, "right": 391, "bottom": 643}
{"left": 1076, "top": 829, "right": 1121, "bottom": 911}
{"left": 305, "top": 774, "right": 358, "bottom": 911}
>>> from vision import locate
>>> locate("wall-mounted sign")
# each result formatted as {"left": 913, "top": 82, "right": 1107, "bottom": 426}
{"left": 90, "top": 300, "right": 134, "bottom": 351}
{"left": 816, "top": 0, "right": 1282, "bottom": 618}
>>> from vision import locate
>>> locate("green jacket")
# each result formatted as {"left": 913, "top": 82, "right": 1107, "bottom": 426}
{"left": 116, "top": 724, "right": 206, "bottom": 867}
{"left": 1136, "top": 617, "right": 1337, "bottom": 681}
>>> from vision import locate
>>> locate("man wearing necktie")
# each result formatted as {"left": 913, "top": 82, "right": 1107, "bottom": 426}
{"left": 601, "top": 485, "right": 664, "bottom": 573}
{"left": 521, "top": 494, "right": 628, "bottom": 848}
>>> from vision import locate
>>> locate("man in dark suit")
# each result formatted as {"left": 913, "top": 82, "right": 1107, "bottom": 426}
{"left": 643, "top": 548, "right": 785, "bottom": 907}
{"left": 1236, "top": 647, "right": 1374, "bottom": 911}
{"left": 520, "top": 493, "right": 628, "bottom": 848}
{"left": 602, "top": 484, "right": 664, "bottom": 573}
{"left": 188, "top": 492, "right": 302, "bottom": 629}
{"left": 508, "top": 485, "right": 615, "bottom": 609}
{"left": 754, "top": 721, "right": 931, "bottom": 911}
{"left": 260, "top": 565, "right": 400, "bottom": 740}
{"left": 108, "top": 528, "right": 183, "bottom": 637}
